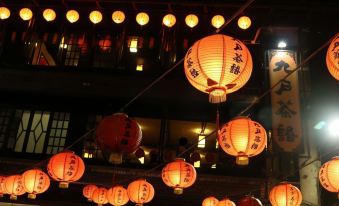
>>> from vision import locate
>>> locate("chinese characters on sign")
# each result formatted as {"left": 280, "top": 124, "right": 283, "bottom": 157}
{"left": 268, "top": 50, "right": 302, "bottom": 152}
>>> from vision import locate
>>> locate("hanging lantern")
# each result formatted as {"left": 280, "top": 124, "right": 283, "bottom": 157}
{"left": 238, "top": 16, "right": 251, "bottom": 30}
{"left": 163, "top": 14, "right": 176, "bottom": 28}
{"left": 92, "top": 187, "right": 108, "bottom": 206}
{"left": 107, "top": 185, "right": 129, "bottom": 206}
{"left": 4, "top": 175, "right": 25, "bottom": 200}
{"left": 217, "top": 198, "right": 236, "bottom": 206}
{"left": 0, "top": 7, "right": 10, "bottom": 20}
{"left": 127, "top": 179, "right": 154, "bottom": 206}
{"left": 202, "top": 196, "right": 219, "bottom": 206}
{"left": 22, "top": 169, "right": 50, "bottom": 199}
{"left": 326, "top": 34, "right": 339, "bottom": 80}
{"left": 19, "top": 8, "right": 33, "bottom": 21}
{"left": 238, "top": 196, "right": 263, "bottom": 206}
{"left": 89, "top": 10, "right": 103, "bottom": 24}
{"left": 185, "top": 14, "right": 199, "bottom": 28}
{"left": 66, "top": 10, "right": 80, "bottom": 23}
{"left": 218, "top": 117, "right": 267, "bottom": 165}
{"left": 0, "top": 176, "right": 6, "bottom": 197}
{"left": 96, "top": 113, "right": 142, "bottom": 164}
{"left": 83, "top": 184, "right": 98, "bottom": 202}
{"left": 43, "top": 8, "right": 56, "bottom": 22}
{"left": 184, "top": 34, "right": 253, "bottom": 103}
{"left": 112, "top": 10, "right": 125, "bottom": 24}
{"left": 269, "top": 183, "right": 302, "bottom": 206}
{"left": 161, "top": 158, "right": 197, "bottom": 194}
{"left": 47, "top": 151, "right": 85, "bottom": 189}
{"left": 319, "top": 156, "right": 339, "bottom": 198}
{"left": 136, "top": 12, "right": 149, "bottom": 26}
{"left": 211, "top": 15, "right": 225, "bottom": 29}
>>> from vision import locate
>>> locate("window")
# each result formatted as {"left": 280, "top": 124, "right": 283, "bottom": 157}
{"left": 0, "top": 108, "right": 14, "bottom": 149}
{"left": 46, "top": 112, "right": 70, "bottom": 154}
{"left": 82, "top": 115, "right": 103, "bottom": 159}
{"left": 59, "top": 34, "right": 87, "bottom": 67}
{"left": 198, "top": 135, "right": 206, "bottom": 148}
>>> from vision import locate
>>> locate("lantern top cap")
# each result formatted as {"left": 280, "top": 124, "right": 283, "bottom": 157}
{"left": 113, "top": 112, "right": 128, "bottom": 117}
{"left": 174, "top": 158, "right": 186, "bottom": 161}
{"left": 230, "top": 116, "right": 251, "bottom": 121}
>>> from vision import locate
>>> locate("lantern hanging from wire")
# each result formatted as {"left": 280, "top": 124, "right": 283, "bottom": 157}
{"left": 211, "top": 15, "right": 225, "bottom": 29}
{"left": 184, "top": 34, "right": 253, "bottom": 103}
{"left": 238, "top": 16, "right": 252, "bottom": 30}
{"left": 43, "top": 8, "right": 56, "bottom": 22}
{"left": 269, "top": 182, "right": 302, "bottom": 206}
{"left": 136, "top": 12, "right": 149, "bottom": 26}
{"left": 326, "top": 34, "right": 339, "bottom": 80}
{"left": 217, "top": 198, "right": 236, "bottom": 206}
{"left": 0, "top": 7, "right": 10, "bottom": 20}
{"left": 0, "top": 176, "right": 6, "bottom": 197}
{"left": 107, "top": 185, "right": 129, "bottom": 206}
{"left": 202, "top": 196, "right": 219, "bottom": 206}
{"left": 4, "top": 175, "right": 25, "bottom": 200}
{"left": 47, "top": 151, "right": 85, "bottom": 188}
{"left": 238, "top": 196, "right": 263, "bottom": 206}
{"left": 83, "top": 184, "right": 98, "bottom": 202}
{"left": 127, "top": 179, "right": 154, "bottom": 206}
{"left": 163, "top": 14, "right": 176, "bottom": 28}
{"left": 19, "top": 8, "right": 33, "bottom": 21}
{"left": 319, "top": 156, "right": 339, "bottom": 198}
{"left": 89, "top": 10, "right": 103, "bottom": 24}
{"left": 185, "top": 14, "right": 199, "bottom": 28}
{"left": 66, "top": 10, "right": 80, "bottom": 23}
{"left": 218, "top": 116, "right": 267, "bottom": 165}
{"left": 161, "top": 158, "right": 197, "bottom": 194}
{"left": 112, "top": 10, "right": 125, "bottom": 24}
{"left": 22, "top": 169, "right": 50, "bottom": 199}
{"left": 92, "top": 187, "right": 108, "bottom": 206}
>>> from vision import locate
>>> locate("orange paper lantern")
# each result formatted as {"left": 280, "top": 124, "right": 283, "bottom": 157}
{"left": 202, "top": 196, "right": 219, "bottom": 206}
{"left": 127, "top": 179, "right": 154, "bottom": 206}
{"left": 269, "top": 183, "right": 302, "bottom": 206}
{"left": 238, "top": 196, "right": 263, "bottom": 206}
{"left": 184, "top": 34, "right": 253, "bottom": 103}
{"left": 112, "top": 10, "right": 125, "bottom": 24}
{"left": 107, "top": 185, "right": 129, "bottom": 206}
{"left": 211, "top": 15, "right": 225, "bottom": 29}
{"left": 43, "top": 8, "right": 56, "bottom": 22}
{"left": 4, "top": 175, "right": 25, "bottom": 200}
{"left": 89, "top": 10, "right": 103, "bottom": 24}
{"left": 163, "top": 14, "right": 176, "bottom": 28}
{"left": 185, "top": 14, "right": 199, "bottom": 28}
{"left": 19, "top": 8, "right": 33, "bottom": 21}
{"left": 47, "top": 151, "right": 85, "bottom": 189}
{"left": 319, "top": 156, "right": 339, "bottom": 197}
{"left": 22, "top": 169, "right": 50, "bottom": 199}
{"left": 66, "top": 10, "right": 79, "bottom": 23}
{"left": 161, "top": 158, "right": 197, "bottom": 194}
{"left": 83, "top": 184, "right": 98, "bottom": 202}
{"left": 217, "top": 198, "right": 236, "bottom": 206}
{"left": 326, "top": 34, "right": 339, "bottom": 80}
{"left": 0, "top": 176, "right": 6, "bottom": 197}
{"left": 218, "top": 116, "right": 267, "bottom": 165}
{"left": 136, "top": 12, "right": 149, "bottom": 26}
{"left": 238, "top": 16, "right": 252, "bottom": 30}
{"left": 0, "top": 7, "right": 10, "bottom": 20}
{"left": 92, "top": 187, "right": 108, "bottom": 206}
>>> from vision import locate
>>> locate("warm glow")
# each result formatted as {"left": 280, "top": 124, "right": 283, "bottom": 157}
{"left": 202, "top": 196, "right": 219, "bottom": 206}
{"left": 269, "top": 183, "right": 302, "bottom": 206}
{"left": 107, "top": 186, "right": 129, "bottom": 206}
{"left": 211, "top": 164, "right": 216, "bottom": 169}
{"left": 82, "top": 184, "right": 98, "bottom": 202}
{"left": 238, "top": 196, "right": 263, "bottom": 206}
{"left": 278, "top": 41, "right": 287, "bottom": 48}
{"left": 328, "top": 119, "right": 339, "bottom": 137}
{"left": 0, "top": 7, "right": 10, "bottom": 20}
{"left": 136, "top": 64, "right": 143, "bottom": 71}
{"left": 92, "top": 187, "right": 108, "bottom": 205}
{"left": 136, "top": 12, "right": 149, "bottom": 26}
{"left": 211, "top": 15, "right": 225, "bottom": 29}
{"left": 43, "top": 8, "right": 56, "bottom": 22}
{"left": 326, "top": 34, "right": 339, "bottom": 80}
{"left": 238, "top": 16, "right": 251, "bottom": 30}
{"left": 112, "top": 10, "right": 125, "bottom": 24}
{"left": 319, "top": 157, "right": 339, "bottom": 196}
{"left": 66, "top": 10, "right": 80, "bottom": 23}
{"left": 89, "top": 10, "right": 103, "bottom": 24}
{"left": 217, "top": 198, "right": 236, "bottom": 206}
{"left": 129, "top": 38, "right": 138, "bottom": 53}
{"left": 22, "top": 169, "right": 50, "bottom": 199}
{"left": 193, "top": 160, "right": 200, "bottom": 168}
{"left": 185, "top": 14, "right": 199, "bottom": 28}
{"left": 19, "top": 8, "right": 33, "bottom": 21}
{"left": 83, "top": 152, "right": 93, "bottom": 159}
{"left": 4, "top": 175, "right": 25, "bottom": 200}
{"left": 139, "top": 156, "right": 145, "bottom": 164}
{"left": 198, "top": 135, "right": 206, "bottom": 148}
{"left": 127, "top": 179, "right": 154, "bottom": 205}
{"left": 163, "top": 14, "right": 176, "bottom": 28}
{"left": 0, "top": 176, "right": 6, "bottom": 196}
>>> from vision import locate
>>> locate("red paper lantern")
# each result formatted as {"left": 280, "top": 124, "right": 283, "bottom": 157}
{"left": 0, "top": 176, "right": 6, "bottom": 197}
{"left": 22, "top": 169, "right": 50, "bottom": 199}
{"left": 92, "top": 187, "right": 108, "bottom": 206}
{"left": 98, "top": 38, "right": 112, "bottom": 52}
{"left": 127, "top": 179, "right": 154, "bottom": 206}
{"left": 218, "top": 117, "right": 267, "bottom": 165}
{"left": 269, "top": 182, "right": 302, "bottom": 206}
{"left": 319, "top": 156, "right": 339, "bottom": 198}
{"left": 202, "top": 196, "right": 219, "bottom": 206}
{"left": 326, "top": 34, "right": 339, "bottom": 80}
{"left": 217, "top": 198, "right": 236, "bottom": 206}
{"left": 107, "top": 185, "right": 129, "bottom": 206}
{"left": 83, "top": 184, "right": 98, "bottom": 202}
{"left": 161, "top": 158, "right": 197, "bottom": 194}
{"left": 96, "top": 113, "right": 142, "bottom": 164}
{"left": 4, "top": 175, "right": 25, "bottom": 200}
{"left": 47, "top": 151, "right": 85, "bottom": 188}
{"left": 184, "top": 34, "right": 253, "bottom": 103}
{"left": 238, "top": 196, "right": 263, "bottom": 206}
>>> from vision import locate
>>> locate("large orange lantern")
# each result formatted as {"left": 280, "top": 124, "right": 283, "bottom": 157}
{"left": 96, "top": 113, "right": 142, "bottom": 164}
{"left": 269, "top": 183, "right": 302, "bottom": 206}
{"left": 0, "top": 7, "right": 10, "bottom": 20}
{"left": 218, "top": 116, "right": 267, "bottom": 165}
{"left": 202, "top": 196, "right": 219, "bottom": 206}
{"left": 184, "top": 34, "right": 253, "bottom": 103}
{"left": 319, "top": 156, "right": 339, "bottom": 197}
{"left": 47, "top": 151, "right": 85, "bottom": 188}
{"left": 66, "top": 10, "right": 80, "bottom": 23}
{"left": 238, "top": 196, "right": 262, "bottom": 206}
{"left": 83, "top": 184, "right": 98, "bottom": 202}
{"left": 92, "top": 187, "right": 108, "bottom": 206}
{"left": 4, "top": 175, "right": 25, "bottom": 200}
{"left": 0, "top": 176, "right": 6, "bottom": 197}
{"left": 43, "top": 8, "right": 56, "bottom": 22}
{"left": 19, "top": 8, "right": 33, "bottom": 21}
{"left": 161, "top": 158, "right": 197, "bottom": 194}
{"left": 217, "top": 198, "right": 236, "bottom": 206}
{"left": 22, "top": 169, "right": 50, "bottom": 199}
{"left": 89, "top": 10, "right": 103, "bottom": 24}
{"left": 127, "top": 179, "right": 154, "bottom": 206}
{"left": 107, "top": 185, "right": 129, "bottom": 206}
{"left": 326, "top": 34, "right": 339, "bottom": 80}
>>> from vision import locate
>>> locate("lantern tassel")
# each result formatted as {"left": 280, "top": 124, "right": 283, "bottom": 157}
{"left": 59, "top": 182, "right": 69, "bottom": 189}
{"left": 174, "top": 187, "right": 184, "bottom": 195}
{"left": 208, "top": 88, "right": 227, "bottom": 103}
{"left": 28, "top": 193, "right": 36, "bottom": 199}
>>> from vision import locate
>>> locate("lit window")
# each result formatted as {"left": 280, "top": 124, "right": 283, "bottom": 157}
{"left": 198, "top": 135, "right": 205, "bottom": 148}
{"left": 83, "top": 152, "right": 93, "bottom": 159}
{"left": 211, "top": 164, "right": 216, "bottom": 169}
{"left": 129, "top": 38, "right": 138, "bottom": 53}
{"left": 139, "top": 157, "right": 145, "bottom": 164}
{"left": 215, "top": 141, "right": 219, "bottom": 149}
{"left": 136, "top": 64, "right": 143, "bottom": 71}
{"left": 194, "top": 160, "right": 200, "bottom": 168}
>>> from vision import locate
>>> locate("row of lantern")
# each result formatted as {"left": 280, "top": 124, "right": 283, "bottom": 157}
{"left": 0, "top": 7, "right": 252, "bottom": 30}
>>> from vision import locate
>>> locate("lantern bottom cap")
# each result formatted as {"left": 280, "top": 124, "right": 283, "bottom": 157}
{"left": 136, "top": 204, "right": 143, "bottom": 206}
{"left": 236, "top": 155, "right": 249, "bottom": 165}
{"left": 59, "top": 182, "right": 69, "bottom": 189}
{"left": 87, "top": 199, "right": 93, "bottom": 202}
{"left": 28, "top": 194, "right": 36, "bottom": 199}
{"left": 10, "top": 195, "right": 17, "bottom": 200}
{"left": 209, "top": 88, "right": 227, "bottom": 103}
{"left": 174, "top": 187, "right": 184, "bottom": 195}
{"left": 109, "top": 153, "right": 123, "bottom": 164}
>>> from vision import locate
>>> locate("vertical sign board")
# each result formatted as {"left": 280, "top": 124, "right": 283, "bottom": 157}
{"left": 268, "top": 50, "right": 302, "bottom": 152}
